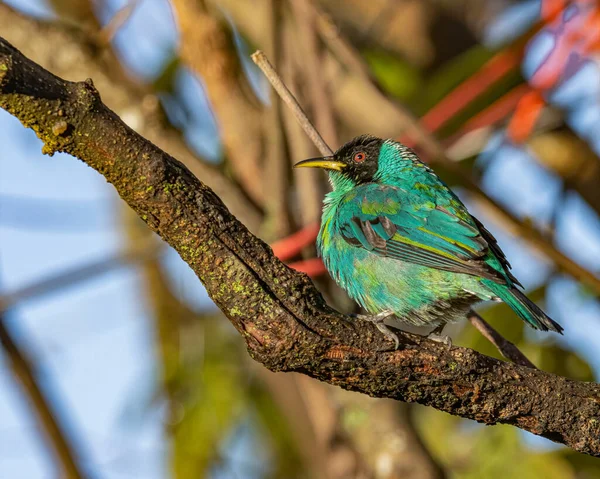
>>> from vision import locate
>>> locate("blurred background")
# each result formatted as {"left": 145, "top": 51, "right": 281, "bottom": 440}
{"left": 1, "top": 0, "right": 600, "bottom": 477}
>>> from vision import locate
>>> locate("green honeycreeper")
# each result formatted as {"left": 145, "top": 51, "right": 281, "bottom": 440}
{"left": 294, "top": 135, "right": 563, "bottom": 347}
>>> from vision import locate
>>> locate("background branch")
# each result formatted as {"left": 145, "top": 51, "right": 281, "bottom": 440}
{"left": 0, "top": 2, "right": 262, "bottom": 231}
{"left": 467, "top": 311, "right": 536, "bottom": 369}
{"left": 252, "top": 51, "right": 333, "bottom": 157}
{"left": 171, "top": 0, "right": 265, "bottom": 206}
{"left": 0, "top": 294, "right": 88, "bottom": 479}
{"left": 0, "top": 243, "right": 159, "bottom": 315}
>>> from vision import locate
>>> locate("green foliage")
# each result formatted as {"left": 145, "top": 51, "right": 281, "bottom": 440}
{"left": 363, "top": 49, "right": 421, "bottom": 101}
{"left": 416, "top": 405, "right": 578, "bottom": 479}
{"left": 420, "top": 45, "right": 494, "bottom": 113}
{"left": 170, "top": 319, "right": 245, "bottom": 479}
{"left": 153, "top": 55, "right": 181, "bottom": 93}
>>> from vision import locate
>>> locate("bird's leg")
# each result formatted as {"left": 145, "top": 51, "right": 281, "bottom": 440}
{"left": 352, "top": 310, "right": 399, "bottom": 350}
{"left": 427, "top": 323, "right": 452, "bottom": 347}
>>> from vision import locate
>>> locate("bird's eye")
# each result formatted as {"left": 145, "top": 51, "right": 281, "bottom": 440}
{"left": 353, "top": 152, "right": 366, "bottom": 163}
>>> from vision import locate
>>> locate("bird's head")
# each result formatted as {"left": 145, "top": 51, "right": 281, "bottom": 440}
{"left": 294, "top": 135, "right": 386, "bottom": 191}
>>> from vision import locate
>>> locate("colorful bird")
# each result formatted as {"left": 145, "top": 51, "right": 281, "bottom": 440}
{"left": 294, "top": 135, "right": 563, "bottom": 347}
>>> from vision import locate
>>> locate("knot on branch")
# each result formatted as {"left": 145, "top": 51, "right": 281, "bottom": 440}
{"left": 39, "top": 79, "right": 101, "bottom": 156}
{"left": 0, "top": 45, "right": 103, "bottom": 157}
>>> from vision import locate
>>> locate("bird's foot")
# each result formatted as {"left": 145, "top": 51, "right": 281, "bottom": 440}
{"left": 352, "top": 310, "right": 399, "bottom": 350}
{"left": 427, "top": 324, "right": 452, "bottom": 347}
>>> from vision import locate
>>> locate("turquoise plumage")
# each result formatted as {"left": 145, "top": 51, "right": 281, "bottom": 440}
{"left": 295, "top": 135, "right": 563, "bottom": 340}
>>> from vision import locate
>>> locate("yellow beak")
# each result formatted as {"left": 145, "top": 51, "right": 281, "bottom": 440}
{"left": 294, "top": 156, "right": 346, "bottom": 172}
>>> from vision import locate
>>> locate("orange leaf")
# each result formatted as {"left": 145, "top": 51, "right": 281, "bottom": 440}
{"left": 541, "top": 0, "right": 566, "bottom": 22}
{"left": 286, "top": 258, "right": 327, "bottom": 277}
{"left": 419, "top": 49, "right": 521, "bottom": 134}
{"left": 506, "top": 90, "right": 546, "bottom": 143}
{"left": 271, "top": 222, "right": 320, "bottom": 261}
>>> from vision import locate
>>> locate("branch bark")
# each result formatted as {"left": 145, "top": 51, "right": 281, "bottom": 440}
{"left": 2, "top": 36, "right": 600, "bottom": 457}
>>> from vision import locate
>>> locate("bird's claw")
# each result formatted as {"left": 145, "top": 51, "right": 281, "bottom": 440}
{"left": 427, "top": 324, "right": 452, "bottom": 347}
{"left": 351, "top": 310, "right": 399, "bottom": 350}
{"left": 428, "top": 333, "right": 453, "bottom": 348}
{"left": 374, "top": 322, "right": 400, "bottom": 350}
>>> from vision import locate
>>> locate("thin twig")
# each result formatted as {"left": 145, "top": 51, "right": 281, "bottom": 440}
{"left": 97, "top": 0, "right": 140, "bottom": 45}
{"left": 467, "top": 310, "right": 536, "bottom": 369}
{"left": 252, "top": 50, "right": 333, "bottom": 157}
{"left": 280, "top": 29, "right": 325, "bottom": 227}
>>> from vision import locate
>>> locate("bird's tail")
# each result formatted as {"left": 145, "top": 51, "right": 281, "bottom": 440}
{"left": 481, "top": 280, "right": 563, "bottom": 333}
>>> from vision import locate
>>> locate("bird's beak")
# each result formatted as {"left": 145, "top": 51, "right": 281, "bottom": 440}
{"left": 294, "top": 156, "right": 346, "bottom": 172}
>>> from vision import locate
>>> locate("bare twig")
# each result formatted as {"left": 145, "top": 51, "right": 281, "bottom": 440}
{"left": 280, "top": 30, "right": 325, "bottom": 227}
{"left": 252, "top": 51, "right": 333, "bottom": 157}
{"left": 97, "top": 0, "right": 140, "bottom": 45}
{"left": 467, "top": 310, "right": 536, "bottom": 369}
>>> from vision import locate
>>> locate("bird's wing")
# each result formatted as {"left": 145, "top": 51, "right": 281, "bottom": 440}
{"left": 337, "top": 184, "right": 511, "bottom": 284}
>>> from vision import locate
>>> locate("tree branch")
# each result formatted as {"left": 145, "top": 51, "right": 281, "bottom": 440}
{"left": 170, "top": 0, "right": 265, "bottom": 206}
{"left": 0, "top": 303, "right": 88, "bottom": 479}
{"left": 2, "top": 36, "right": 600, "bottom": 457}
{"left": 467, "top": 311, "right": 536, "bottom": 369}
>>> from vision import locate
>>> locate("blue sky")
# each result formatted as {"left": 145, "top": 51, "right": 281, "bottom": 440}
{"left": 1, "top": 0, "right": 600, "bottom": 477}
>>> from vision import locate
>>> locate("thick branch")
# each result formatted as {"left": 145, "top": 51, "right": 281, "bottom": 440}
{"left": 2, "top": 37, "right": 600, "bottom": 457}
